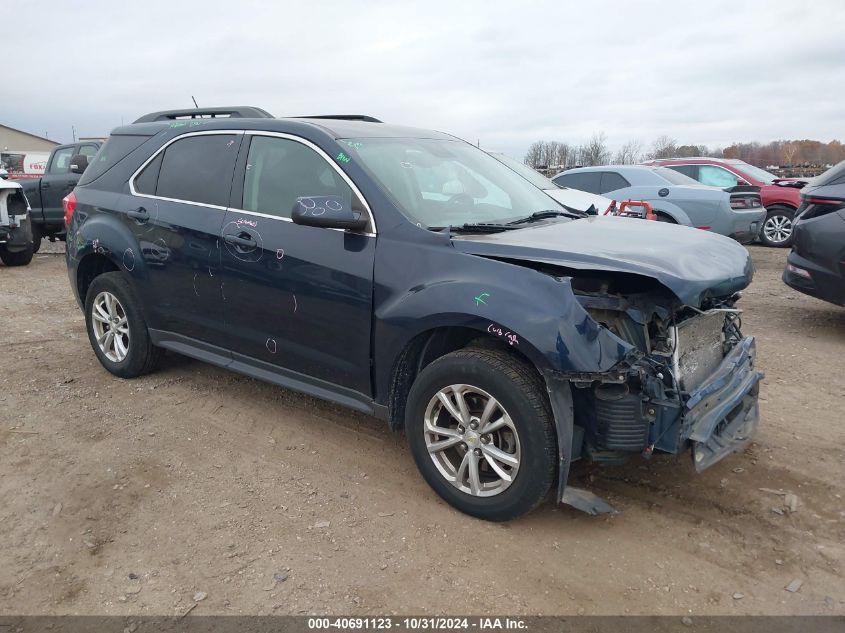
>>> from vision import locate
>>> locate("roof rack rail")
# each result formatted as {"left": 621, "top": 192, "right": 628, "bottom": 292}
{"left": 133, "top": 106, "right": 274, "bottom": 123}
{"left": 296, "top": 115, "right": 383, "bottom": 123}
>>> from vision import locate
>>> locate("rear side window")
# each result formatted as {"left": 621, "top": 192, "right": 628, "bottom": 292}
{"left": 599, "top": 172, "right": 629, "bottom": 194}
{"left": 242, "top": 136, "right": 352, "bottom": 218}
{"left": 553, "top": 171, "right": 602, "bottom": 194}
{"left": 48, "top": 147, "right": 74, "bottom": 175}
{"left": 79, "top": 135, "right": 148, "bottom": 185}
{"left": 154, "top": 134, "right": 239, "bottom": 207}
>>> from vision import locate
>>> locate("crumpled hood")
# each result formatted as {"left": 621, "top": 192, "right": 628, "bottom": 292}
{"left": 451, "top": 216, "right": 753, "bottom": 306}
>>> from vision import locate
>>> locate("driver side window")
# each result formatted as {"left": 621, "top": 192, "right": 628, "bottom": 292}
{"left": 242, "top": 136, "right": 353, "bottom": 219}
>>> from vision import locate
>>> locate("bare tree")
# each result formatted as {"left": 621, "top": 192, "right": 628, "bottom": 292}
{"left": 524, "top": 141, "right": 545, "bottom": 167}
{"left": 614, "top": 139, "right": 642, "bottom": 164}
{"left": 580, "top": 132, "right": 611, "bottom": 166}
{"left": 647, "top": 135, "right": 678, "bottom": 159}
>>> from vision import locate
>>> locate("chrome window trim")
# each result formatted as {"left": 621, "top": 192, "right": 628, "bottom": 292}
{"left": 239, "top": 130, "right": 377, "bottom": 235}
{"left": 129, "top": 129, "right": 377, "bottom": 235}
{"left": 129, "top": 130, "right": 245, "bottom": 211}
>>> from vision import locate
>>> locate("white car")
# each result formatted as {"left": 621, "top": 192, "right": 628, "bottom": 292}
{"left": 488, "top": 152, "right": 613, "bottom": 214}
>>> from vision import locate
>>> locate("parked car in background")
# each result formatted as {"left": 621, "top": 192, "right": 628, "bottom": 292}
{"left": 0, "top": 179, "right": 34, "bottom": 266}
{"left": 552, "top": 165, "right": 765, "bottom": 243}
{"left": 644, "top": 157, "right": 804, "bottom": 247}
{"left": 65, "top": 106, "right": 762, "bottom": 521}
{"left": 782, "top": 159, "right": 845, "bottom": 306}
{"left": 488, "top": 152, "right": 613, "bottom": 214}
{"left": 15, "top": 141, "right": 103, "bottom": 253}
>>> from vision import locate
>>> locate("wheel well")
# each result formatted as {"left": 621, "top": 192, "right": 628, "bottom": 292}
{"left": 387, "top": 327, "right": 542, "bottom": 430}
{"left": 77, "top": 253, "right": 120, "bottom": 302}
{"left": 767, "top": 204, "right": 796, "bottom": 213}
{"left": 654, "top": 210, "right": 677, "bottom": 223}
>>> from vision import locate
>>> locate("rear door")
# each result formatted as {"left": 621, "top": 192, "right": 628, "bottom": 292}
{"left": 40, "top": 145, "right": 77, "bottom": 224}
{"left": 218, "top": 132, "right": 376, "bottom": 395}
{"left": 124, "top": 131, "right": 242, "bottom": 347}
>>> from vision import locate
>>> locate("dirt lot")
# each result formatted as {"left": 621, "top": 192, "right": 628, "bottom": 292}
{"left": 0, "top": 244, "right": 843, "bottom": 616}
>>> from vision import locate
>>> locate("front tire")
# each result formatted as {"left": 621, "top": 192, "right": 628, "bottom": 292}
{"left": 405, "top": 347, "right": 557, "bottom": 521}
{"left": 759, "top": 206, "right": 795, "bottom": 247}
{"left": 84, "top": 272, "right": 162, "bottom": 378}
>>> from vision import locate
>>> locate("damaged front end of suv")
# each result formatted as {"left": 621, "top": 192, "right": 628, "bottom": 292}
{"left": 557, "top": 273, "right": 762, "bottom": 512}
{"left": 450, "top": 218, "right": 763, "bottom": 514}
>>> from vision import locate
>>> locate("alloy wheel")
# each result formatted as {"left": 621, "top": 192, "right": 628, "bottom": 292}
{"left": 423, "top": 384, "right": 521, "bottom": 497}
{"left": 91, "top": 291, "right": 130, "bottom": 362}
{"left": 763, "top": 214, "right": 793, "bottom": 245}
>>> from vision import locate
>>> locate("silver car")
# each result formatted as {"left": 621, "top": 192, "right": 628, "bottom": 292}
{"left": 552, "top": 165, "right": 766, "bottom": 243}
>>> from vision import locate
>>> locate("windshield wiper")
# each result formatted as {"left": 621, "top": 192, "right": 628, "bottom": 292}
{"left": 445, "top": 223, "right": 521, "bottom": 233}
{"left": 507, "top": 209, "right": 585, "bottom": 225}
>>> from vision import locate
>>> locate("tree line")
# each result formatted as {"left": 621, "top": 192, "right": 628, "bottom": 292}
{"left": 524, "top": 134, "right": 845, "bottom": 169}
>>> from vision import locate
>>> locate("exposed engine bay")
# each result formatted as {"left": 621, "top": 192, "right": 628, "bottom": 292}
{"left": 565, "top": 271, "right": 761, "bottom": 471}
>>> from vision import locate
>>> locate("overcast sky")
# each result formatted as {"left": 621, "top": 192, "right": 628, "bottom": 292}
{"left": 5, "top": 0, "right": 844, "bottom": 159}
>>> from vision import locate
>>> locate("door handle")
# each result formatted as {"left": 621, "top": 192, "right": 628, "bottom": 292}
{"left": 127, "top": 207, "right": 148, "bottom": 221}
{"left": 223, "top": 233, "right": 256, "bottom": 248}
{"left": 41, "top": 183, "right": 51, "bottom": 189}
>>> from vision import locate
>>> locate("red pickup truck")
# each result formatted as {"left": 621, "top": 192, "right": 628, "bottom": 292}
{"left": 644, "top": 157, "right": 805, "bottom": 247}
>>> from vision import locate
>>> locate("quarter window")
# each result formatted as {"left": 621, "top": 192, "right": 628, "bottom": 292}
{"left": 153, "top": 134, "right": 239, "bottom": 206}
{"left": 242, "top": 136, "right": 353, "bottom": 219}
{"left": 48, "top": 147, "right": 75, "bottom": 174}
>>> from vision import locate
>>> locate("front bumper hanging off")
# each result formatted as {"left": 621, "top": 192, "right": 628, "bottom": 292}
{"left": 683, "top": 336, "right": 763, "bottom": 472}
{"left": 547, "top": 335, "right": 763, "bottom": 515}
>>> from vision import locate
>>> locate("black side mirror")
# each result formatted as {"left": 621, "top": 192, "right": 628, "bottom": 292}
{"left": 70, "top": 154, "right": 89, "bottom": 174}
{"left": 291, "top": 195, "right": 368, "bottom": 231}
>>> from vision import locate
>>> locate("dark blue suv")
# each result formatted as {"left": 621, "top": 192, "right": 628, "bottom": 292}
{"left": 65, "top": 107, "right": 763, "bottom": 520}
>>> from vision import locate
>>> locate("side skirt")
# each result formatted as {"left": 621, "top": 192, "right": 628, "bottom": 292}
{"left": 148, "top": 329, "right": 388, "bottom": 420}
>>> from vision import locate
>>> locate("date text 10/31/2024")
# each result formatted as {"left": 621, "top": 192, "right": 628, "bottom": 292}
{"left": 308, "top": 617, "right": 527, "bottom": 630}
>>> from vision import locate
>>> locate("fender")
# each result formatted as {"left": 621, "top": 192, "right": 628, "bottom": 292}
{"left": 374, "top": 251, "right": 634, "bottom": 399}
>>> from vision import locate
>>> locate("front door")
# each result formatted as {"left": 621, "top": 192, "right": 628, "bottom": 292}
{"left": 219, "top": 133, "right": 376, "bottom": 395}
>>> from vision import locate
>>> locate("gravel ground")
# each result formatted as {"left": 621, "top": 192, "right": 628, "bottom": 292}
{"left": 0, "top": 244, "right": 843, "bottom": 616}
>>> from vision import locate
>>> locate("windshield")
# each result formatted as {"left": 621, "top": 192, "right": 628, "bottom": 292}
{"left": 340, "top": 138, "right": 563, "bottom": 228}
{"left": 488, "top": 152, "right": 558, "bottom": 190}
{"left": 653, "top": 167, "right": 702, "bottom": 186}
{"left": 734, "top": 161, "right": 777, "bottom": 184}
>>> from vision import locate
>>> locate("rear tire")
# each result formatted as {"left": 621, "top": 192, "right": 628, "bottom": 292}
{"left": 655, "top": 211, "right": 676, "bottom": 223}
{"left": 0, "top": 244, "right": 34, "bottom": 266}
{"left": 759, "top": 206, "right": 795, "bottom": 247}
{"left": 84, "top": 272, "right": 162, "bottom": 378}
{"left": 405, "top": 347, "right": 557, "bottom": 521}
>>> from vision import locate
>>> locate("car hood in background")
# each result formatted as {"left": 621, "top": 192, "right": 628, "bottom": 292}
{"left": 451, "top": 216, "right": 753, "bottom": 306}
